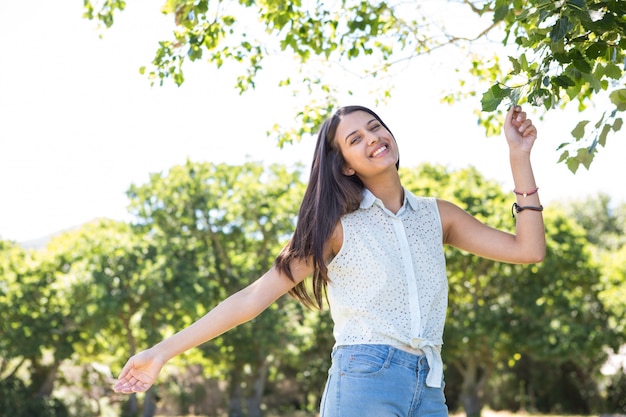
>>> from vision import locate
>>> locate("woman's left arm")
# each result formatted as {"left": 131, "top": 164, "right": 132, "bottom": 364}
{"left": 439, "top": 106, "right": 546, "bottom": 264}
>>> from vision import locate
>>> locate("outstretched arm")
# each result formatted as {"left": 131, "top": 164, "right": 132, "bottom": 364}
{"left": 113, "top": 260, "right": 312, "bottom": 393}
{"left": 439, "top": 106, "right": 546, "bottom": 264}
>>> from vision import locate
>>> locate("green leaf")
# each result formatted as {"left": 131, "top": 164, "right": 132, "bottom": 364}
{"left": 572, "top": 55, "right": 593, "bottom": 74}
{"left": 481, "top": 84, "right": 510, "bottom": 112}
{"left": 571, "top": 120, "right": 590, "bottom": 140}
{"left": 585, "top": 42, "right": 607, "bottom": 59}
{"left": 604, "top": 63, "right": 623, "bottom": 79}
{"left": 554, "top": 74, "right": 576, "bottom": 88}
{"left": 550, "top": 16, "right": 570, "bottom": 43}
{"left": 566, "top": 0, "right": 585, "bottom": 8}
{"left": 577, "top": 147, "right": 595, "bottom": 170}
{"left": 493, "top": 4, "right": 509, "bottom": 23}
{"left": 609, "top": 88, "right": 626, "bottom": 111}
{"left": 598, "top": 123, "right": 611, "bottom": 147}
{"left": 508, "top": 56, "right": 522, "bottom": 74}
{"left": 566, "top": 155, "right": 580, "bottom": 173}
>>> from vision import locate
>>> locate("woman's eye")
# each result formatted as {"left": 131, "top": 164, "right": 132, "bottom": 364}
{"left": 350, "top": 136, "right": 361, "bottom": 144}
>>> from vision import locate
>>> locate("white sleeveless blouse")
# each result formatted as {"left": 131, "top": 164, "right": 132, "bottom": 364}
{"left": 327, "top": 188, "right": 448, "bottom": 387}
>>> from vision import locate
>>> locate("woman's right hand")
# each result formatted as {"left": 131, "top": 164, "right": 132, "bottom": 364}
{"left": 113, "top": 348, "right": 165, "bottom": 393}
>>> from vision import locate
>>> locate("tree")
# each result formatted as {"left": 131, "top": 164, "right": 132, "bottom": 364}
{"left": 502, "top": 210, "right": 614, "bottom": 413}
{"left": 46, "top": 219, "right": 160, "bottom": 416}
{"left": 0, "top": 240, "right": 31, "bottom": 380}
{"left": 126, "top": 160, "right": 308, "bottom": 417}
{"left": 0, "top": 237, "right": 79, "bottom": 402}
{"left": 0, "top": 220, "right": 158, "bottom": 416}
{"left": 554, "top": 193, "right": 626, "bottom": 251}
{"left": 555, "top": 194, "right": 626, "bottom": 406}
{"left": 83, "top": 0, "right": 625, "bottom": 171}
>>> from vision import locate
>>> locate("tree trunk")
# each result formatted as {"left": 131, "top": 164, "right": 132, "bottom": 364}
{"left": 246, "top": 357, "right": 270, "bottom": 417}
{"left": 461, "top": 388, "right": 482, "bottom": 417}
{"left": 142, "top": 387, "right": 157, "bottom": 417}
{"left": 123, "top": 394, "right": 139, "bottom": 417}
{"left": 457, "top": 357, "right": 489, "bottom": 417}
{"left": 30, "top": 360, "right": 59, "bottom": 399}
{"left": 228, "top": 368, "right": 244, "bottom": 417}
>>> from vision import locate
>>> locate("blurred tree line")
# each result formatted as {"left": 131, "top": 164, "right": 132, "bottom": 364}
{"left": 1, "top": 161, "right": 625, "bottom": 417}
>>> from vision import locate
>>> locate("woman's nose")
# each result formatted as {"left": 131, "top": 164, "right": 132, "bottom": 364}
{"left": 367, "top": 133, "right": 378, "bottom": 145}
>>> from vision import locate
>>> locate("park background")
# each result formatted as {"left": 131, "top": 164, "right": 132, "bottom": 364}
{"left": 1, "top": 1, "right": 625, "bottom": 417}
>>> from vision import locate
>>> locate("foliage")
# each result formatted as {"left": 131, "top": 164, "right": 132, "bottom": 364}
{"left": 606, "top": 370, "right": 626, "bottom": 413}
{"left": 598, "top": 244, "right": 626, "bottom": 341}
{"left": 0, "top": 236, "right": 81, "bottom": 398}
{"left": 553, "top": 193, "right": 626, "bottom": 250}
{"left": 126, "top": 159, "right": 308, "bottom": 416}
{"left": 554, "top": 194, "right": 626, "bottom": 340}
{"left": 0, "top": 376, "right": 69, "bottom": 417}
{"left": 82, "top": 0, "right": 625, "bottom": 171}
{"left": 476, "top": 0, "right": 626, "bottom": 173}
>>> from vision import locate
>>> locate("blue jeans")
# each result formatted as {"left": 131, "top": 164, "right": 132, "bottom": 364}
{"left": 319, "top": 344, "right": 448, "bottom": 417}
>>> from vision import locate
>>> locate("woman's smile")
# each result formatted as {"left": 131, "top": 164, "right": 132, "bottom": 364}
{"left": 371, "top": 144, "right": 388, "bottom": 158}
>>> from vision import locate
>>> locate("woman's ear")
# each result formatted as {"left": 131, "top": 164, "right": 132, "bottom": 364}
{"left": 343, "top": 166, "right": 355, "bottom": 176}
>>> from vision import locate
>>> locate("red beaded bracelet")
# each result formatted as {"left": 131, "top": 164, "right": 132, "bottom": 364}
{"left": 513, "top": 187, "right": 539, "bottom": 198}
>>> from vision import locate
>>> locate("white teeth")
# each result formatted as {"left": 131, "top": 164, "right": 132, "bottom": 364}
{"left": 372, "top": 145, "right": 387, "bottom": 157}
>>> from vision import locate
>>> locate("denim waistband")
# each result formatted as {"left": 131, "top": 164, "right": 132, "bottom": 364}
{"left": 334, "top": 344, "right": 427, "bottom": 369}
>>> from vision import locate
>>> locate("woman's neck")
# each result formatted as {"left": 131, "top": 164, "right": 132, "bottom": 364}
{"left": 363, "top": 175, "right": 404, "bottom": 214}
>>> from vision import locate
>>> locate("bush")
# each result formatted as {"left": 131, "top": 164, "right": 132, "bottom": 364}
{"left": 0, "top": 376, "right": 69, "bottom": 417}
{"left": 606, "top": 371, "right": 626, "bottom": 413}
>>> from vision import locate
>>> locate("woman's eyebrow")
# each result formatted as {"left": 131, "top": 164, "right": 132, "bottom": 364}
{"left": 344, "top": 118, "right": 378, "bottom": 143}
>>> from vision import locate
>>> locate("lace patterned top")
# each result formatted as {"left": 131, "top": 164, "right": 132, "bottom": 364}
{"left": 327, "top": 188, "right": 448, "bottom": 387}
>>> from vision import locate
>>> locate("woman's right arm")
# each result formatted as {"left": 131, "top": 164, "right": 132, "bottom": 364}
{"left": 113, "top": 260, "right": 312, "bottom": 393}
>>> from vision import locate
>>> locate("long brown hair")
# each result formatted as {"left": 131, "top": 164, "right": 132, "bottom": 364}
{"left": 274, "top": 105, "right": 397, "bottom": 309}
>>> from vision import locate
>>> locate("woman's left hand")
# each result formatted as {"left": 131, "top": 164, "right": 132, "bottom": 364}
{"left": 504, "top": 106, "right": 537, "bottom": 154}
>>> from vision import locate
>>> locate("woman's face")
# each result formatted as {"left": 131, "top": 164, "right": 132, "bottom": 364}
{"left": 333, "top": 110, "right": 399, "bottom": 180}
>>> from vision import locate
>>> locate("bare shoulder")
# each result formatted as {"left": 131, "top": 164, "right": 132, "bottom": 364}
{"left": 435, "top": 198, "right": 478, "bottom": 244}
{"left": 435, "top": 198, "right": 457, "bottom": 215}
{"left": 435, "top": 198, "right": 462, "bottom": 223}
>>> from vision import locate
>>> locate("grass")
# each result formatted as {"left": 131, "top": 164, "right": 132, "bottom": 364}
{"left": 158, "top": 411, "right": 597, "bottom": 417}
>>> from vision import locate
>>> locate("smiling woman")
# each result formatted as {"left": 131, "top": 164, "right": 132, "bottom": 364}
{"left": 112, "top": 104, "right": 545, "bottom": 417}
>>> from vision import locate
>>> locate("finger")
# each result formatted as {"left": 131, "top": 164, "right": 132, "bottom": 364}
{"left": 117, "top": 368, "right": 130, "bottom": 381}
{"left": 113, "top": 378, "right": 151, "bottom": 393}
{"left": 116, "top": 358, "right": 135, "bottom": 380}
{"left": 127, "top": 381, "right": 151, "bottom": 393}
{"left": 517, "top": 123, "right": 537, "bottom": 140}
{"left": 505, "top": 105, "right": 517, "bottom": 126}
{"left": 113, "top": 373, "right": 141, "bottom": 393}
{"left": 517, "top": 119, "right": 533, "bottom": 133}
{"left": 113, "top": 379, "right": 131, "bottom": 393}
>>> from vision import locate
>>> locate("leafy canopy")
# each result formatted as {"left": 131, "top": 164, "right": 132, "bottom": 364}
{"left": 83, "top": 0, "right": 625, "bottom": 171}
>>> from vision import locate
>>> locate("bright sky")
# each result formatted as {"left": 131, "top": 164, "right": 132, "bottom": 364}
{"left": 1, "top": 0, "right": 624, "bottom": 243}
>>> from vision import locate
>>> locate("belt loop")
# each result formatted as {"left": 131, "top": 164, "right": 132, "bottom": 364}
{"left": 384, "top": 345, "right": 394, "bottom": 368}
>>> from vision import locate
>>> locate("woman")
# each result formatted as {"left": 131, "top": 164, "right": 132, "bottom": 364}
{"left": 114, "top": 105, "right": 545, "bottom": 416}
